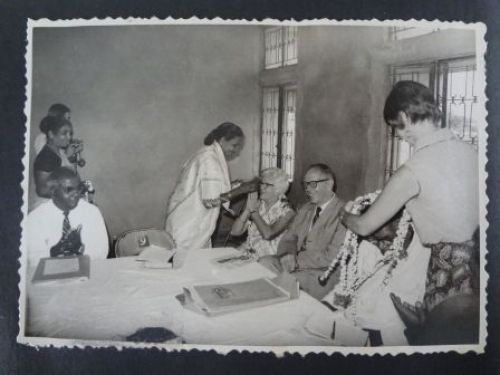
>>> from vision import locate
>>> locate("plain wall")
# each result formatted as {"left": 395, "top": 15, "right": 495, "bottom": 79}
{"left": 29, "top": 25, "right": 263, "bottom": 238}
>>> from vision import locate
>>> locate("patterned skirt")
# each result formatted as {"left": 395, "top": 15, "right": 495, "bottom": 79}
{"left": 424, "top": 231, "right": 480, "bottom": 311}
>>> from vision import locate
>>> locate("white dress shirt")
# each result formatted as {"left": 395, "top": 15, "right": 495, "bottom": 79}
{"left": 27, "top": 200, "right": 108, "bottom": 267}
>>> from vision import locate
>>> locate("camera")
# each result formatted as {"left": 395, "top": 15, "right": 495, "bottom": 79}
{"left": 81, "top": 179, "right": 95, "bottom": 203}
{"left": 67, "top": 139, "right": 86, "bottom": 167}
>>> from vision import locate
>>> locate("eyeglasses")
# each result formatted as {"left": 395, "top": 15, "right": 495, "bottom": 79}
{"left": 61, "top": 184, "right": 86, "bottom": 194}
{"left": 302, "top": 179, "right": 330, "bottom": 189}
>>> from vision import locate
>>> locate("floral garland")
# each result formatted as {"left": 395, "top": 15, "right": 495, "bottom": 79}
{"left": 320, "top": 190, "right": 412, "bottom": 310}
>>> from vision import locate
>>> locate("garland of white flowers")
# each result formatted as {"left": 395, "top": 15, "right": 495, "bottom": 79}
{"left": 319, "top": 190, "right": 412, "bottom": 310}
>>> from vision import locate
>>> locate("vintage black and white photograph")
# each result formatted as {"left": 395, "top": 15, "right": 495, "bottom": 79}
{"left": 18, "top": 18, "right": 487, "bottom": 355}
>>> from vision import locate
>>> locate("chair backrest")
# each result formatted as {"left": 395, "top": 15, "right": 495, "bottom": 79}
{"left": 115, "top": 228, "right": 175, "bottom": 257}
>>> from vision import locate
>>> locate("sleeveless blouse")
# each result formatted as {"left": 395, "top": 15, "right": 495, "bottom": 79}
{"left": 403, "top": 129, "right": 479, "bottom": 245}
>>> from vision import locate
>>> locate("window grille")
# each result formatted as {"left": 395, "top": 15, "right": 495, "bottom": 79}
{"left": 261, "top": 88, "right": 280, "bottom": 169}
{"left": 280, "top": 86, "right": 297, "bottom": 179}
{"left": 438, "top": 58, "right": 478, "bottom": 145}
{"left": 283, "top": 27, "right": 298, "bottom": 66}
{"left": 264, "top": 26, "right": 298, "bottom": 69}
{"left": 386, "top": 57, "right": 478, "bottom": 179}
{"left": 265, "top": 27, "right": 283, "bottom": 69}
{"left": 260, "top": 86, "right": 297, "bottom": 180}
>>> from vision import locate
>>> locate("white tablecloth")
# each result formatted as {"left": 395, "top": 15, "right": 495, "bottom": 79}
{"left": 27, "top": 248, "right": 338, "bottom": 346}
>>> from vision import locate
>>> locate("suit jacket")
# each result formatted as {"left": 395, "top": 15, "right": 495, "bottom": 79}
{"left": 277, "top": 195, "right": 346, "bottom": 270}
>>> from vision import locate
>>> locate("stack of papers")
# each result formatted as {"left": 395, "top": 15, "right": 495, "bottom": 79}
{"left": 136, "top": 244, "right": 175, "bottom": 269}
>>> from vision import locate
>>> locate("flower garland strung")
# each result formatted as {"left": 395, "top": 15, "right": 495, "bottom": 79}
{"left": 318, "top": 190, "right": 412, "bottom": 310}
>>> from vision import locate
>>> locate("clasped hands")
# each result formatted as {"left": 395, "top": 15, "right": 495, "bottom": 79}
{"left": 243, "top": 192, "right": 259, "bottom": 215}
{"left": 50, "top": 225, "right": 85, "bottom": 258}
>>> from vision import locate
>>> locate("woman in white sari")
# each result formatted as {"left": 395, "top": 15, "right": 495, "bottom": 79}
{"left": 165, "top": 122, "right": 245, "bottom": 250}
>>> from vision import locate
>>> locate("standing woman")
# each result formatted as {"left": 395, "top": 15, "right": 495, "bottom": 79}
{"left": 165, "top": 122, "right": 245, "bottom": 250}
{"left": 342, "top": 81, "right": 479, "bottom": 344}
{"left": 33, "top": 116, "right": 82, "bottom": 207}
{"left": 34, "top": 103, "right": 72, "bottom": 156}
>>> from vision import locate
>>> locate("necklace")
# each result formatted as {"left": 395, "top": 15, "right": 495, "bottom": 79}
{"left": 319, "top": 191, "right": 412, "bottom": 312}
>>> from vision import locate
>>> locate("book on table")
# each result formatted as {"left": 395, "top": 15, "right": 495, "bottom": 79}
{"left": 178, "top": 272, "right": 299, "bottom": 316}
{"left": 32, "top": 255, "right": 90, "bottom": 284}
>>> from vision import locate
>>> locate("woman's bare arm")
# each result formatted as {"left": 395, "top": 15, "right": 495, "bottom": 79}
{"left": 230, "top": 208, "right": 251, "bottom": 236}
{"left": 250, "top": 209, "right": 296, "bottom": 240}
{"left": 342, "top": 166, "right": 419, "bottom": 236}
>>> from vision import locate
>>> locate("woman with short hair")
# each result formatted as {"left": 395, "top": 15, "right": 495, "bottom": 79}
{"left": 165, "top": 122, "right": 245, "bottom": 250}
{"left": 342, "top": 81, "right": 479, "bottom": 344}
{"left": 231, "top": 168, "right": 295, "bottom": 259}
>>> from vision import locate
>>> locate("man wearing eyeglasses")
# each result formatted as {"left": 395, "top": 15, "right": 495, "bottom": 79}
{"left": 27, "top": 167, "right": 108, "bottom": 267}
{"left": 259, "top": 163, "right": 347, "bottom": 300}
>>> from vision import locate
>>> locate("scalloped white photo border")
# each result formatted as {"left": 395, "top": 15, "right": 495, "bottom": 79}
{"left": 17, "top": 17, "right": 488, "bottom": 357}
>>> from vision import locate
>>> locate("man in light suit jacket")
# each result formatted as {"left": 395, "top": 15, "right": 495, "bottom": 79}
{"left": 259, "top": 164, "right": 346, "bottom": 300}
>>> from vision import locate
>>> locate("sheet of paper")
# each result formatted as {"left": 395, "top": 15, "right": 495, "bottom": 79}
{"left": 43, "top": 257, "right": 80, "bottom": 275}
{"left": 304, "top": 311, "right": 339, "bottom": 340}
{"left": 136, "top": 244, "right": 174, "bottom": 263}
{"left": 333, "top": 319, "right": 369, "bottom": 346}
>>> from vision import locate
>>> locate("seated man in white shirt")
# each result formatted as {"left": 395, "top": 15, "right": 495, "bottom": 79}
{"left": 27, "top": 167, "right": 108, "bottom": 267}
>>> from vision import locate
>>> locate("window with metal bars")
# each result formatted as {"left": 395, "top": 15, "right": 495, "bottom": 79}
{"left": 260, "top": 86, "right": 297, "bottom": 179}
{"left": 264, "top": 26, "right": 298, "bottom": 69}
{"left": 386, "top": 56, "right": 478, "bottom": 180}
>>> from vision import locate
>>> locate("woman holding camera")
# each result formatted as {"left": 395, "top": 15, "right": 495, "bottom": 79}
{"left": 34, "top": 103, "right": 72, "bottom": 155}
{"left": 33, "top": 116, "right": 82, "bottom": 203}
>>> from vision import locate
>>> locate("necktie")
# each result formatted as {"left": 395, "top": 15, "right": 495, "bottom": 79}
{"left": 312, "top": 206, "right": 322, "bottom": 226}
{"left": 62, "top": 211, "right": 71, "bottom": 238}
{"left": 299, "top": 206, "right": 323, "bottom": 255}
